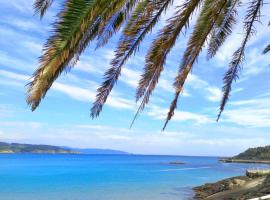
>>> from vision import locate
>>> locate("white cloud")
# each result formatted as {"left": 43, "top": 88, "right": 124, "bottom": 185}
{"left": 22, "top": 41, "right": 42, "bottom": 55}
{"left": 242, "top": 48, "right": 270, "bottom": 78}
{"left": 0, "top": 51, "right": 36, "bottom": 71}
{"left": 5, "top": 18, "right": 41, "bottom": 31}
{"left": 75, "top": 58, "right": 104, "bottom": 74}
{"left": 0, "top": 121, "right": 42, "bottom": 129}
{"left": 221, "top": 94, "right": 270, "bottom": 127}
{"left": 147, "top": 105, "right": 212, "bottom": 125}
{"left": 206, "top": 87, "right": 222, "bottom": 102}
{"left": 0, "top": 69, "right": 136, "bottom": 111}
{"left": 121, "top": 68, "right": 140, "bottom": 88}
{"left": 0, "top": 69, "right": 29, "bottom": 81}
{"left": 186, "top": 74, "right": 222, "bottom": 102}
{"left": 53, "top": 82, "right": 135, "bottom": 110}
{"left": 215, "top": 33, "right": 242, "bottom": 63}
{"left": 0, "top": 0, "right": 33, "bottom": 15}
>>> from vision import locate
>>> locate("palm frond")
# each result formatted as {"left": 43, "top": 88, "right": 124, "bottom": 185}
{"left": 207, "top": 0, "right": 240, "bottom": 59}
{"left": 96, "top": 11, "right": 125, "bottom": 49}
{"left": 96, "top": 0, "right": 139, "bottom": 49}
{"left": 217, "top": 0, "right": 263, "bottom": 121}
{"left": 162, "top": 65, "right": 192, "bottom": 130}
{"left": 163, "top": 0, "right": 228, "bottom": 130}
{"left": 217, "top": 47, "right": 243, "bottom": 121}
{"left": 263, "top": 44, "right": 270, "bottom": 54}
{"left": 131, "top": 0, "right": 203, "bottom": 127}
{"left": 91, "top": 0, "right": 173, "bottom": 118}
{"left": 33, "top": 0, "right": 54, "bottom": 18}
{"left": 27, "top": 0, "right": 127, "bottom": 110}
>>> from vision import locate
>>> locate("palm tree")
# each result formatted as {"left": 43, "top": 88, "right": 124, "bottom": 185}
{"left": 28, "top": 0, "right": 268, "bottom": 130}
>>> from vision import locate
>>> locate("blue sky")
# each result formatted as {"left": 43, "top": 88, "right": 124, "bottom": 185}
{"left": 1, "top": 0, "right": 270, "bottom": 156}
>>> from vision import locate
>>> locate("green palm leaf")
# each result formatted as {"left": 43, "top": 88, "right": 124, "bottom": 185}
{"left": 27, "top": 0, "right": 128, "bottom": 111}
{"left": 91, "top": 0, "right": 173, "bottom": 118}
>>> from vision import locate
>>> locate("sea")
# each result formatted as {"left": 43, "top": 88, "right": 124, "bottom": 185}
{"left": 0, "top": 154, "right": 268, "bottom": 200}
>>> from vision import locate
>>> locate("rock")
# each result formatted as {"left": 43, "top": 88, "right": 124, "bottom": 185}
{"left": 168, "top": 161, "right": 185, "bottom": 165}
{"left": 193, "top": 176, "right": 249, "bottom": 199}
{"left": 233, "top": 179, "right": 246, "bottom": 186}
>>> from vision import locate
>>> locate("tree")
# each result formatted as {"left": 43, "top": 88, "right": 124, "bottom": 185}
{"left": 28, "top": 0, "right": 267, "bottom": 130}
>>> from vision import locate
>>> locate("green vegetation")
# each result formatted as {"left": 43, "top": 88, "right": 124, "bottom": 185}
{"left": 233, "top": 146, "right": 270, "bottom": 160}
{"left": 0, "top": 142, "right": 79, "bottom": 154}
{"left": 27, "top": 0, "right": 269, "bottom": 129}
{"left": 220, "top": 145, "right": 270, "bottom": 164}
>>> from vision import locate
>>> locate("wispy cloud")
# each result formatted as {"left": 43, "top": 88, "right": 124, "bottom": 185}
{"left": 221, "top": 94, "right": 270, "bottom": 127}
{"left": 54, "top": 82, "right": 136, "bottom": 110}
{"left": 0, "top": 121, "right": 42, "bottom": 129}
{"left": 186, "top": 74, "right": 222, "bottom": 102}
{"left": 0, "top": 69, "right": 136, "bottom": 111}
{"left": 147, "top": 105, "right": 212, "bottom": 125}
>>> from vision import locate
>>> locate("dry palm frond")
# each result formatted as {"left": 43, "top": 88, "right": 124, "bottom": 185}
{"left": 91, "top": 0, "right": 173, "bottom": 118}
{"left": 27, "top": 0, "right": 129, "bottom": 111}
{"left": 33, "top": 0, "right": 54, "bottom": 18}
{"left": 207, "top": 0, "right": 240, "bottom": 59}
{"left": 217, "top": 0, "right": 263, "bottom": 121}
{"left": 131, "top": 0, "right": 203, "bottom": 127}
{"left": 163, "top": 0, "right": 228, "bottom": 130}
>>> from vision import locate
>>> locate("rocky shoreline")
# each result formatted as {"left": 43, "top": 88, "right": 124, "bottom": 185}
{"left": 193, "top": 174, "right": 270, "bottom": 200}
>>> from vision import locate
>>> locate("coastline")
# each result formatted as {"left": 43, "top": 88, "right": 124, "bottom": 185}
{"left": 220, "top": 158, "right": 270, "bottom": 164}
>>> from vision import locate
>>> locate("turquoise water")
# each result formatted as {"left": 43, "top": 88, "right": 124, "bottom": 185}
{"left": 0, "top": 154, "right": 268, "bottom": 200}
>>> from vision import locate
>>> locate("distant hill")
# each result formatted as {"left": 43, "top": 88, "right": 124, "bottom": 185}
{"left": 0, "top": 142, "right": 130, "bottom": 155}
{"left": 233, "top": 146, "right": 270, "bottom": 160}
{"left": 71, "top": 148, "right": 130, "bottom": 155}
{"left": 0, "top": 142, "right": 79, "bottom": 154}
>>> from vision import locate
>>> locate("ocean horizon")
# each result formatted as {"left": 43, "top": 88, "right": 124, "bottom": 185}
{"left": 0, "top": 154, "right": 269, "bottom": 200}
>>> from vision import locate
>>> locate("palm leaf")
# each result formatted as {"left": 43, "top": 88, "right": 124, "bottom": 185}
{"left": 96, "top": 11, "right": 125, "bottom": 49}
{"left": 96, "top": 0, "right": 139, "bottom": 49}
{"left": 33, "top": 0, "right": 54, "bottom": 18}
{"left": 217, "top": 0, "right": 263, "bottom": 121}
{"left": 27, "top": 0, "right": 128, "bottom": 110}
{"left": 207, "top": 0, "right": 240, "bottom": 59}
{"left": 263, "top": 44, "right": 270, "bottom": 54}
{"left": 91, "top": 0, "right": 173, "bottom": 118}
{"left": 131, "top": 0, "right": 203, "bottom": 127}
{"left": 163, "top": 0, "right": 229, "bottom": 130}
